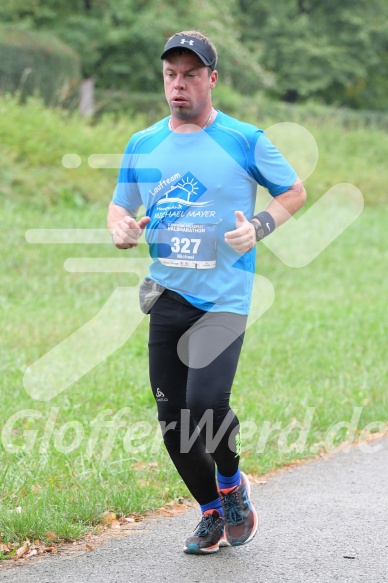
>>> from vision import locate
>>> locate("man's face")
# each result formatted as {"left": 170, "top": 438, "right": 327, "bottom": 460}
{"left": 162, "top": 51, "right": 218, "bottom": 122}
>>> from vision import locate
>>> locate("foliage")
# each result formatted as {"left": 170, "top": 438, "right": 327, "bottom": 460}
{"left": 0, "top": 94, "right": 147, "bottom": 210}
{"left": 92, "top": 82, "right": 245, "bottom": 122}
{"left": 0, "top": 26, "right": 80, "bottom": 105}
{"left": 0, "top": 0, "right": 267, "bottom": 94}
{"left": 237, "top": 0, "right": 388, "bottom": 110}
{"left": 1, "top": 0, "right": 387, "bottom": 110}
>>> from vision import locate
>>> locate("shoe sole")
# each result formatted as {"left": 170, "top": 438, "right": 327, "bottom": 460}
{"left": 183, "top": 535, "right": 229, "bottom": 555}
{"left": 219, "top": 536, "right": 230, "bottom": 548}
{"left": 226, "top": 472, "right": 258, "bottom": 547}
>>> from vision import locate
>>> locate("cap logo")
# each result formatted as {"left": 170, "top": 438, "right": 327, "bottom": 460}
{"left": 161, "top": 36, "right": 216, "bottom": 70}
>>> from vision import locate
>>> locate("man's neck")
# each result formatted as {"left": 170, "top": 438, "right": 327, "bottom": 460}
{"left": 169, "top": 108, "right": 216, "bottom": 133}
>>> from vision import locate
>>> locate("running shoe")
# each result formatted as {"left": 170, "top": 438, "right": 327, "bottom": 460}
{"left": 183, "top": 509, "right": 228, "bottom": 554}
{"left": 219, "top": 472, "right": 258, "bottom": 546}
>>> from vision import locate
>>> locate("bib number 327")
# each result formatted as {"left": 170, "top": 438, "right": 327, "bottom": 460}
{"left": 158, "top": 223, "right": 217, "bottom": 269}
{"left": 170, "top": 237, "right": 201, "bottom": 255}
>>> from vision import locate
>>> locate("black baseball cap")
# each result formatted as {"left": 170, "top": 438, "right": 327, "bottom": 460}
{"left": 161, "top": 35, "right": 217, "bottom": 70}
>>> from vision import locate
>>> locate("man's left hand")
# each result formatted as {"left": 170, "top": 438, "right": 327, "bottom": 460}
{"left": 224, "top": 210, "right": 256, "bottom": 253}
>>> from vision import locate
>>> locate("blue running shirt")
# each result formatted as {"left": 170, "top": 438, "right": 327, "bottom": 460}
{"left": 113, "top": 111, "right": 297, "bottom": 314}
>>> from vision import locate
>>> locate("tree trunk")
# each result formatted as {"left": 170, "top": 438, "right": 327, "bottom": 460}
{"left": 79, "top": 77, "right": 95, "bottom": 117}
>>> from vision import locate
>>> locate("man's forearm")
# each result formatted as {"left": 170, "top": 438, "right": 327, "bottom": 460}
{"left": 263, "top": 179, "right": 306, "bottom": 228}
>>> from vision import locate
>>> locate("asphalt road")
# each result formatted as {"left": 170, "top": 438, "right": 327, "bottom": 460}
{"left": 1, "top": 439, "right": 387, "bottom": 583}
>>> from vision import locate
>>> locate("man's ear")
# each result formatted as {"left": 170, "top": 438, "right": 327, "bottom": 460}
{"left": 210, "top": 70, "right": 218, "bottom": 89}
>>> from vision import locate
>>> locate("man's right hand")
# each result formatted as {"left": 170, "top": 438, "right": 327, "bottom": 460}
{"left": 112, "top": 215, "right": 151, "bottom": 249}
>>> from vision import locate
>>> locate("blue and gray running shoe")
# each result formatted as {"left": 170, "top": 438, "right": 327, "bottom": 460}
{"left": 219, "top": 472, "right": 258, "bottom": 546}
{"left": 183, "top": 509, "right": 228, "bottom": 554}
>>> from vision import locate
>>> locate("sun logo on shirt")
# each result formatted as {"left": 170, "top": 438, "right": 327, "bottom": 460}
{"left": 156, "top": 172, "right": 209, "bottom": 207}
{"left": 176, "top": 176, "right": 199, "bottom": 201}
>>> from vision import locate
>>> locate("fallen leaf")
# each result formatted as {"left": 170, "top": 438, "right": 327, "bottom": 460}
{"left": 86, "top": 544, "right": 94, "bottom": 551}
{"left": 0, "top": 544, "right": 10, "bottom": 554}
{"left": 45, "top": 547, "right": 57, "bottom": 553}
{"left": 111, "top": 520, "right": 121, "bottom": 529}
{"left": 16, "top": 544, "right": 29, "bottom": 558}
{"left": 101, "top": 511, "right": 116, "bottom": 524}
{"left": 31, "top": 485, "right": 43, "bottom": 494}
{"left": 124, "top": 517, "right": 135, "bottom": 523}
{"left": 46, "top": 532, "right": 57, "bottom": 540}
{"left": 26, "top": 549, "right": 38, "bottom": 558}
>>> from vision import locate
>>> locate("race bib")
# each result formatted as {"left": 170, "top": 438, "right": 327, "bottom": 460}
{"left": 157, "top": 222, "right": 217, "bottom": 269}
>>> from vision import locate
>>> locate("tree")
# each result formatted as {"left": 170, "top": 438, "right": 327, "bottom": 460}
{"left": 0, "top": 0, "right": 266, "bottom": 94}
{"left": 236, "top": 0, "right": 388, "bottom": 110}
{"left": 1, "top": 0, "right": 387, "bottom": 110}
{"left": 0, "top": 26, "right": 80, "bottom": 105}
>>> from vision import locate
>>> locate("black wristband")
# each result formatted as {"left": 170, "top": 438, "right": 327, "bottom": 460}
{"left": 253, "top": 211, "right": 275, "bottom": 237}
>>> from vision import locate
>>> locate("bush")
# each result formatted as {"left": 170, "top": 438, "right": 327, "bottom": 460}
{"left": 93, "top": 89, "right": 168, "bottom": 124}
{"left": 93, "top": 83, "right": 254, "bottom": 125}
{"left": 0, "top": 26, "right": 81, "bottom": 106}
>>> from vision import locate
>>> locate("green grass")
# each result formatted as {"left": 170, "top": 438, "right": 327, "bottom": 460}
{"left": 0, "top": 95, "right": 387, "bottom": 547}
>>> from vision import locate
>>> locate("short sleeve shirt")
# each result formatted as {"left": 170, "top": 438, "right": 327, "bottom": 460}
{"left": 113, "top": 111, "right": 297, "bottom": 314}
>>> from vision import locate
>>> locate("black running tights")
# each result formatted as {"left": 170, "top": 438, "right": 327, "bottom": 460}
{"left": 148, "top": 292, "right": 247, "bottom": 505}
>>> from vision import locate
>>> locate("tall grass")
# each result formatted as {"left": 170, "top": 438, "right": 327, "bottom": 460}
{"left": 0, "top": 96, "right": 387, "bottom": 547}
